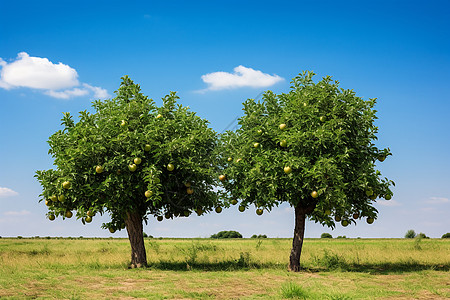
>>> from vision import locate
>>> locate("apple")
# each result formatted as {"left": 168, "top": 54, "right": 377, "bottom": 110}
{"left": 120, "top": 120, "right": 127, "bottom": 126}
{"left": 156, "top": 114, "right": 162, "bottom": 119}
{"left": 279, "top": 123, "right": 287, "bottom": 130}
{"left": 144, "top": 144, "right": 151, "bottom": 152}
{"left": 128, "top": 164, "right": 137, "bottom": 172}
{"left": 187, "top": 187, "right": 194, "bottom": 195}
{"left": 238, "top": 205, "right": 245, "bottom": 212}
{"left": 95, "top": 165, "right": 104, "bottom": 174}
{"left": 87, "top": 210, "right": 95, "bottom": 217}
{"left": 65, "top": 211, "right": 73, "bottom": 218}
{"left": 334, "top": 215, "right": 341, "bottom": 222}
{"left": 385, "top": 194, "right": 392, "bottom": 200}
{"left": 157, "top": 215, "right": 163, "bottom": 222}
{"left": 341, "top": 220, "right": 349, "bottom": 227}
{"left": 85, "top": 216, "right": 92, "bottom": 223}
{"left": 227, "top": 157, "right": 233, "bottom": 162}
{"left": 365, "top": 189, "right": 373, "bottom": 197}
{"left": 257, "top": 129, "right": 263, "bottom": 135}
{"left": 253, "top": 142, "right": 260, "bottom": 148}
{"left": 219, "top": 174, "right": 226, "bottom": 181}
{"left": 62, "top": 181, "right": 71, "bottom": 189}
{"left": 230, "top": 199, "right": 238, "bottom": 205}
{"left": 325, "top": 209, "right": 331, "bottom": 216}
{"left": 109, "top": 228, "right": 116, "bottom": 233}
{"left": 320, "top": 116, "right": 326, "bottom": 122}
{"left": 215, "top": 206, "right": 222, "bottom": 213}
{"left": 366, "top": 217, "right": 374, "bottom": 224}
{"left": 58, "top": 195, "right": 65, "bottom": 202}
{"left": 256, "top": 208, "right": 263, "bottom": 216}
{"left": 167, "top": 164, "right": 175, "bottom": 171}
{"left": 353, "top": 213, "right": 360, "bottom": 219}
{"left": 145, "top": 190, "right": 153, "bottom": 198}
{"left": 284, "top": 166, "right": 292, "bottom": 174}
{"left": 134, "top": 157, "right": 142, "bottom": 165}
{"left": 48, "top": 214, "right": 55, "bottom": 221}
{"left": 50, "top": 195, "right": 57, "bottom": 202}
{"left": 280, "top": 140, "right": 287, "bottom": 147}
{"left": 311, "top": 191, "right": 319, "bottom": 198}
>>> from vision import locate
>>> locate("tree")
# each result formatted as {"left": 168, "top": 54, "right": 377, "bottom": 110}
{"left": 321, "top": 233, "right": 333, "bottom": 238}
{"left": 405, "top": 229, "right": 417, "bottom": 239}
{"left": 210, "top": 230, "right": 243, "bottom": 238}
{"left": 218, "top": 71, "right": 394, "bottom": 271}
{"left": 442, "top": 233, "right": 450, "bottom": 239}
{"left": 35, "top": 76, "right": 220, "bottom": 268}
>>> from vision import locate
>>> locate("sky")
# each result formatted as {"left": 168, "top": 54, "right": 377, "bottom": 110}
{"left": 0, "top": 0, "right": 449, "bottom": 239}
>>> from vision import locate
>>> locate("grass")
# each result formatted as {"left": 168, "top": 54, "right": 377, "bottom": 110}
{"left": 0, "top": 237, "right": 449, "bottom": 299}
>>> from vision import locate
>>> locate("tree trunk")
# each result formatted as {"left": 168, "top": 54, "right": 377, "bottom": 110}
{"left": 125, "top": 211, "right": 147, "bottom": 268}
{"left": 289, "top": 205, "right": 307, "bottom": 272}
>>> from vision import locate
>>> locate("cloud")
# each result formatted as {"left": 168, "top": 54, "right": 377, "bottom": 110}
{"left": 4, "top": 210, "right": 31, "bottom": 216}
{"left": 0, "top": 187, "right": 18, "bottom": 198}
{"left": 0, "top": 52, "right": 109, "bottom": 99}
{"left": 426, "top": 197, "right": 449, "bottom": 204}
{"left": 377, "top": 200, "right": 401, "bottom": 207}
{"left": 199, "top": 65, "right": 283, "bottom": 92}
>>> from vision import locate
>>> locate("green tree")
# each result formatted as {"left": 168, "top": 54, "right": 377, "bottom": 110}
{"left": 321, "top": 233, "right": 333, "bottom": 239}
{"left": 35, "top": 76, "right": 220, "bottom": 268}
{"left": 405, "top": 229, "right": 417, "bottom": 239}
{"left": 219, "top": 71, "right": 394, "bottom": 271}
{"left": 442, "top": 233, "right": 450, "bottom": 239}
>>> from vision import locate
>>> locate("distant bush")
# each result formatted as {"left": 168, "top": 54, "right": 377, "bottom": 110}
{"left": 251, "top": 234, "right": 267, "bottom": 239}
{"left": 211, "top": 230, "right": 242, "bottom": 239}
{"left": 417, "top": 232, "right": 429, "bottom": 239}
{"left": 405, "top": 229, "right": 416, "bottom": 239}
{"left": 442, "top": 233, "right": 450, "bottom": 238}
{"left": 17, "top": 236, "right": 23, "bottom": 239}
{"left": 336, "top": 235, "right": 347, "bottom": 239}
{"left": 321, "top": 233, "right": 333, "bottom": 239}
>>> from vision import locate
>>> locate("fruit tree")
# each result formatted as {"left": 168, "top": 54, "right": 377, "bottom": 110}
{"left": 35, "top": 76, "right": 219, "bottom": 268}
{"left": 218, "top": 71, "right": 394, "bottom": 271}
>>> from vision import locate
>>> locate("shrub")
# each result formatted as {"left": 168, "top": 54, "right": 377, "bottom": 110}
{"left": 210, "top": 230, "right": 243, "bottom": 239}
{"left": 321, "top": 233, "right": 333, "bottom": 238}
{"left": 405, "top": 229, "right": 416, "bottom": 239}
{"left": 336, "top": 235, "right": 347, "bottom": 239}
{"left": 251, "top": 234, "right": 267, "bottom": 238}
{"left": 417, "top": 232, "right": 429, "bottom": 239}
{"left": 442, "top": 233, "right": 450, "bottom": 238}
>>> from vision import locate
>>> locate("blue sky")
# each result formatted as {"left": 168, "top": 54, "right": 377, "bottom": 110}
{"left": 0, "top": 0, "right": 449, "bottom": 238}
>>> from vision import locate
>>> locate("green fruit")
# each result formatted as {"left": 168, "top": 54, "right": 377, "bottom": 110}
{"left": 367, "top": 217, "right": 374, "bottom": 224}
{"left": 95, "top": 165, "right": 104, "bottom": 174}
{"left": 320, "top": 116, "right": 326, "bottom": 122}
{"left": 145, "top": 190, "right": 153, "bottom": 198}
{"left": 256, "top": 208, "right": 263, "bottom": 216}
{"left": 215, "top": 207, "right": 222, "bottom": 213}
{"left": 230, "top": 199, "right": 238, "bottom": 205}
{"left": 62, "top": 181, "right": 71, "bottom": 189}
{"left": 284, "top": 166, "right": 292, "bottom": 174}
{"left": 109, "top": 228, "right": 116, "bottom": 233}
{"left": 334, "top": 215, "right": 341, "bottom": 222}
{"left": 87, "top": 210, "right": 95, "bottom": 217}
{"left": 257, "top": 129, "right": 263, "bottom": 135}
{"left": 120, "top": 120, "right": 127, "bottom": 126}
{"left": 58, "top": 195, "right": 65, "bottom": 202}
{"left": 253, "top": 142, "right": 260, "bottom": 148}
{"left": 279, "top": 123, "right": 286, "bottom": 130}
{"left": 65, "top": 211, "right": 73, "bottom": 218}
{"left": 144, "top": 144, "right": 151, "bottom": 152}
{"left": 280, "top": 140, "right": 287, "bottom": 147}
{"left": 134, "top": 157, "right": 142, "bottom": 165}
{"left": 157, "top": 215, "right": 163, "bottom": 222}
{"left": 385, "top": 194, "right": 392, "bottom": 200}
{"left": 311, "top": 191, "right": 318, "bottom": 198}
{"left": 341, "top": 220, "right": 349, "bottom": 227}
{"left": 227, "top": 157, "right": 233, "bottom": 162}
{"left": 378, "top": 155, "right": 386, "bottom": 162}
{"left": 365, "top": 189, "right": 373, "bottom": 197}
{"left": 167, "top": 164, "right": 175, "bottom": 171}
{"left": 353, "top": 213, "right": 360, "bottom": 219}
{"left": 186, "top": 187, "right": 194, "bottom": 195}
{"left": 238, "top": 205, "right": 245, "bottom": 212}
{"left": 128, "top": 164, "right": 137, "bottom": 172}
{"left": 48, "top": 214, "right": 55, "bottom": 221}
{"left": 219, "top": 175, "right": 226, "bottom": 181}
{"left": 85, "top": 216, "right": 92, "bottom": 223}
{"left": 156, "top": 114, "right": 162, "bottom": 119}
{"left": 45, "top": 200, "right": 52, "bottom": 207}
{"left": 325, "top": 209, "right": 331, "bottom": 216}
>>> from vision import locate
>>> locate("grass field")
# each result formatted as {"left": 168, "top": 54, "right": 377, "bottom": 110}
{"left": 0, "top": 237, "right": 449, "bottom": 299}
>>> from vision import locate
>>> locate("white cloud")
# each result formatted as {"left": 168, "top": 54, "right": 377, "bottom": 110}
{"left": 377, "top": 199, "right": 401, "bottom": 207}
{"left": 199, "top": 65, "right": 283, "bottom": 92}
{"left": 0, "top": 52, "right": 109, "bottom": 99}
{"left": 0, "top": 187, "right": 18, "bottom": 198}
{"left": 4, "top": 210, "right": 31, "bottom": 216}
{"left": 426, "top": 197, "right": 449, "bottom": 204}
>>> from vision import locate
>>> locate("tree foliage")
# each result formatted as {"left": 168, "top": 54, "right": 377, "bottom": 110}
{"left": 321, "top": 233, "right": 333, "bottom": 239}
{"left": 405, "top": 229, "right": 417, "bottom": 239}
{"left": 35, "top": 76, "right": 220, "bottom": 232}
{"left": 210, "top": 230, "right": 243, "bottom": 239}
{"left": 219, "top": 71, "right": 394, "bottom": 226}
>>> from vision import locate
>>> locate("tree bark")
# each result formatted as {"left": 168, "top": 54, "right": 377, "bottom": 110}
{"left": 289, "top": 205, "right": 307, "bottom": 272}
{"left": 125, "top": 211, "right": 147, "bottom": 268}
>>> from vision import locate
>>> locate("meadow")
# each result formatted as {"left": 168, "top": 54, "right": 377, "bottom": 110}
{"left": 0, "top": 237, "right": 448, "bottom": 299}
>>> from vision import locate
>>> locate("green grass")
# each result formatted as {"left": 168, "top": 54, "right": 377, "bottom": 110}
{"left": 0, "top": 238, "right": 449, "bottom": 299}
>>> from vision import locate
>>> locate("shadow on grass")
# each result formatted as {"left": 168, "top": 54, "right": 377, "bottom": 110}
{"left": 144, "top": 260, "right": 449, "bottom": 274}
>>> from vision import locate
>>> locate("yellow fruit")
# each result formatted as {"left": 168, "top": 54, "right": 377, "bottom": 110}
{"left": 311, "top": 191, "right": 318, "bottom": 198}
